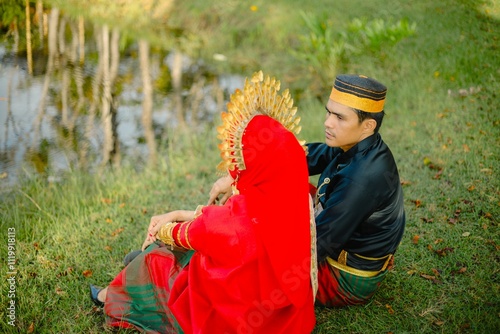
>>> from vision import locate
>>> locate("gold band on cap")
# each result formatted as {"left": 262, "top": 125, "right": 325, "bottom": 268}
{"left": 330, "top": 87, "right": 385, "bottom": 113}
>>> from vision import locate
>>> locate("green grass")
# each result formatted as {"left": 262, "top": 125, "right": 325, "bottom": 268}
{"left": 2, "top": 0, "right": 499, "bottom": 333}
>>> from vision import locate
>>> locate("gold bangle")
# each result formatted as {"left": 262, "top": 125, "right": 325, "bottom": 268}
{"left": 157, "top": 222, "right": 176, "bottom": 246}
{"left": 176, "top": 222, "right": 185, "bottom": 248}
{"left": 183, "top": 221, "right": 194, "bottom": 250}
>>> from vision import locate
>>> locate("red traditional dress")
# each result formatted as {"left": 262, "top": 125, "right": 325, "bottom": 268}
{"left": 104, "top": 72, "right": 316, "bottom": 333}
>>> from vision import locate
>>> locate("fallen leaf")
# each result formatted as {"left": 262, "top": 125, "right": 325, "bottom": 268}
{"left": 407, "top": 270, "right": 417, "bottom": 275}
{"left": 434, "top": 238, "right": 444, "bottom": 244}
{"left": 55, "top": 287, "right": 66, "bottom": 295}
{"left": 27, "top": 323, "right": 35, "bottom": 333}
{"left": 82, "top": 269, "right": 93, "bottom": 278}
{"left": 431, "top": 268, "right": 441, "bottom": 276}
{"left": 434, "top": 320, "right": 445, "bottom": 326}
{"left": 420, "top": 273, "right": 442, "bottom": 284}
{"left": 111, "top": 227, "right": 125, "bottom": 236}
{"left": 462, "top": 232, "right": 470, "bottom": 237}
{"left": 467, "top": 185, "right": 475, "bottom": 191}
{"left": 412, "top": 235, "right": 420, "bottom": 244}
{"left": 119, "top": 203, "right": 126, "bottom": 208}
{"left": 401, "top": 180, "right": 412, "bottom": 186}
{"left": 57, "top": 267, "right": 74, "bottom": 278}
{"left": 433, "top": 169, "right": 443, "bottom": 179}
{"left": 482, "top": 212, "right": 493, "bottom": 220}
{"left": 385, "top": 304, "right": 395, "bottom": 314}
{"left": 421, "top": 217, "right": 434, "bottom": 223}
{"left": 420, "top": 274, "right": 436, "bottom": 280}
{"left": 105, "top": 245, "right": 112, "bottom": 251}
{"left": 105, "top": 218, "right": 113, "bottom": 223}
{"left": 412, "top": 199, "right": 422, "bottom": 208}
{"left": 480, "top": 168, "right": 493, "bottom": 174}
{"left": 101, "top": 198, "right": 112, "bottom": 204}
{"left": 435, "top": 247, "right": 454, "bottom": 257}
{"left": 463, "top": 144, "right": 470, "bottom": 152}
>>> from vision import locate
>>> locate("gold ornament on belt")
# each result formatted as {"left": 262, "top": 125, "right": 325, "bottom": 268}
{"left": 216, "top": 70, "right": 306, "bottom": 173}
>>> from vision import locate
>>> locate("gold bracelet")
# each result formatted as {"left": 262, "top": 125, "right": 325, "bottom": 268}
{"left": 183, "top": 221, "right": 194, "bottom": 250}
{"left": 157, "top": 222, "right": 176, "bottom": 246}
{"left": 176, "top": 222, "right": 185, "bottom": 248}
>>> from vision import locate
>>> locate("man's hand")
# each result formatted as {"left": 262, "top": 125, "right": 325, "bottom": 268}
{"left": 207, "top": 174, "right": 234, "bottom": 205}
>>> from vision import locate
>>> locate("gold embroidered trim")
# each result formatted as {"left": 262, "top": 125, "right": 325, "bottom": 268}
{"left": 216, "top": 70, "right": 306, "bottom": 173}
{"left": 327, "top": 250, "right": 393, "bottom": 278}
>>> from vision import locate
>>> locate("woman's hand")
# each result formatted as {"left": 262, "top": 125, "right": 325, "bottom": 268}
{"left": 207, "top": 174, "right": 234, "bottom": 205}
{"left": 142, "top": 210, "right": 196, "bottom": 250}
{"left": 141, "top": 233, "right": 156, "bottom": 251}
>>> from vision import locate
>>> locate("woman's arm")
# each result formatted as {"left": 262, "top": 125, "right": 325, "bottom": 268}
{"left": 141, "top": 209, "right": 199, "bottom": 250}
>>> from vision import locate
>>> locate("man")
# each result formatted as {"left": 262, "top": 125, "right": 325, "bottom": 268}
{"left": 307, "top": 74, "right": 405, "bottom": 307}
{"left": 208, "top": 74, "right": 405, "bottom": 307}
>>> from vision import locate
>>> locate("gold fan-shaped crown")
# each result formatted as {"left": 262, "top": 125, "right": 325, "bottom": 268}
{"left": 216, "top": 70, "right": 306, "bottom": 173}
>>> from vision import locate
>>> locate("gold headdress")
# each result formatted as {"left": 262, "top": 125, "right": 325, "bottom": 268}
{"left": 217, "top": 71, "right": 306, "bottom": 173}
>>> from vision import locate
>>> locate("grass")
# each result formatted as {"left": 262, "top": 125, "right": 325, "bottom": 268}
{"left": 1, "top": 0, "right": 499, "bottom": 333}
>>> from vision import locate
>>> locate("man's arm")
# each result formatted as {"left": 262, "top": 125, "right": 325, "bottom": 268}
{"left": 207, "top": 174, "right": 234, "bottom": 205}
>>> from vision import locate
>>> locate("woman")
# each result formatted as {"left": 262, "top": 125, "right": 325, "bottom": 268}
{"left": 90, "top": 71, "right": 317, "bottom": 333}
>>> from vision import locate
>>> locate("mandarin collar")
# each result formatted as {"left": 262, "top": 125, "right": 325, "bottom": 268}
{"left": 339, "top": 133, "right": 379, "bottom": 161}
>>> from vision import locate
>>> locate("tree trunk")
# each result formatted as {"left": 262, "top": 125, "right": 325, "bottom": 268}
{"left": 139, "top": 39, "right": 157, "bottom": 166}
{"left": 100, "top": 25, "right": 121, "bottom": 168}
{"left": 32, "top": 7, "right": 58, "bottom": 146}
{"left": 80, "top": 25, "right": 103, "bottom": 168}
{"left": 25, "top": 0, "right": 33, "bottom": 75}
{"left": 171, "top": 50, "right": 185, "bottom": 127}
{"left": 36, "top": 0, "right": 44, "bottom": 48}
{"left": 100, "top": 24, "right": 112, "bottom": 167}
{"left": 78, "top": 16, "right": 85, "bottom": 64}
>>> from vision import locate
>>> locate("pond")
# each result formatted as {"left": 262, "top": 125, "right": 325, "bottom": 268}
{"left": 0, "top": 7, "right": 244, "bottom": 189}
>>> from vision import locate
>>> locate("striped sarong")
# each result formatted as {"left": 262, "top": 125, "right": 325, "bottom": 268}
{"left": 315, "top": 261, "right": 388, "bottom": 307}
{"left": 104, "top": 242, "right": 193, "bottom": 333}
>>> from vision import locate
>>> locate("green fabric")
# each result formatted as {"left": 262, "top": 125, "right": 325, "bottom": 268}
{"left": 338, "top": 269, "right": 388, "bottom": 302}
{"left": 105, "top": 243, "right": 194, "bottom": 333}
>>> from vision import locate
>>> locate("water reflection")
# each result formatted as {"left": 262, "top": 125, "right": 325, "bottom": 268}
{"left": 0, "top": 8, "right": 244, "bottom": 189}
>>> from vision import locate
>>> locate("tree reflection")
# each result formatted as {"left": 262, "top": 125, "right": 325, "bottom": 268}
{"left": 1, "top": 1, "right": 235, "bottom": 183}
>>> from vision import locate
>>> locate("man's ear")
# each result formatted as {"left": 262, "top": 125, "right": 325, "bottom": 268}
{"left": 363, "top": 119, "right": 377, "bottom": 133}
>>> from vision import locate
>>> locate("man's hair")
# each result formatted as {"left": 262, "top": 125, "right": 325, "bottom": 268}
{"left": 355, "top": 109, "right": 385, "bottom": 133}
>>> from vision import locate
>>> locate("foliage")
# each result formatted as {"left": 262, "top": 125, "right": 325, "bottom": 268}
{"left": 346, "top": 17, "right": 417, "bottom": 52}
{"left": 292, "top": 12, "right": 417, "bottom": 96}
{"left": 0, "top": 0, "right": 24, "bottom": 30}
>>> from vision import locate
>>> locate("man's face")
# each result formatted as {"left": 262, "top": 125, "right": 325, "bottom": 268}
{"left": 324, "top": 99, "right": 372, "bottom": 152}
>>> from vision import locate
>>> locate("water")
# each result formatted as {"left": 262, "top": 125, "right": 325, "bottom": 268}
{"left": 0, "top": 16, "right": 244, "bottom": 190}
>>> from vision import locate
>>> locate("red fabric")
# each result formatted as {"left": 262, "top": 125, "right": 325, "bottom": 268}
{"left": 168, "top": 115, "right": 315, "bottom": 333}
{"left": 315, "top": 261, "right": 346, "bottom": 307}
{"left": 105, "top": 245, "right": 186, "bottom": 333}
